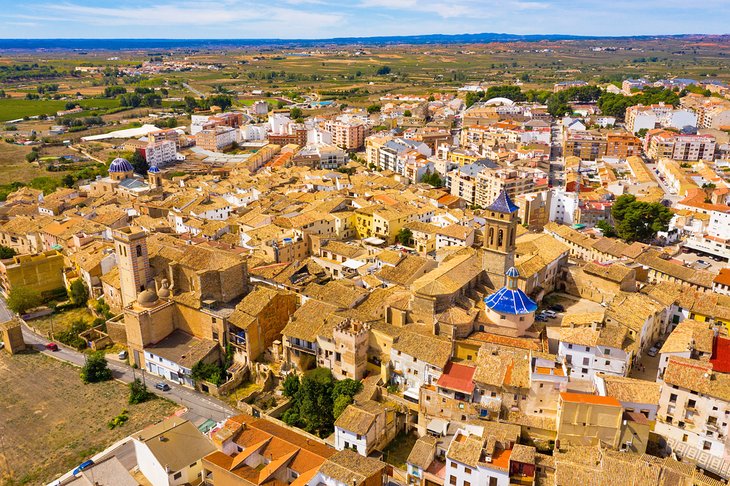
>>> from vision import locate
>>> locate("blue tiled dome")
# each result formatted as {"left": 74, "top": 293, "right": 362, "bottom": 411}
{"left": 148, "top": 165, "right": 161, "bottom": 174}
{"left": 109, "top": 157, "right": 134, "bottom": 173}
{"left": 487, "top": 190, "right": 519, "bottom": 213}
{"left": 484, "top": 267, "right": 538, "bottom": 315}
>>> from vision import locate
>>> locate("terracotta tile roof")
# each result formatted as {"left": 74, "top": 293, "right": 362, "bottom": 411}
{"left": 436, "top": 361, "right": 476, "bottom": 394}
{"left": 559, "top": 392, "right": 621, "bottom": 407}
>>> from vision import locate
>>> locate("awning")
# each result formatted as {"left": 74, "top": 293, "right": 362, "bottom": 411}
{"left": 427, "top": 418, "right": 449, "bottom": 436}
{"left": 363, "top": 237, "right": 386, "bottom": 246}
{"left": 403, "top": 387, "right": 420, "bottom": 402}
{"left": 343, "top": 259, "right": 366, "bottom": 270}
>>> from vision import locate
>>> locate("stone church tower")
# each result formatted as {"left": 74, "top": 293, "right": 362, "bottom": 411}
{"left": 113, "top": 226, "right": 152, "bottom": 307}
{"left": 481, "top": 190, "right": 519, "bottom": 289}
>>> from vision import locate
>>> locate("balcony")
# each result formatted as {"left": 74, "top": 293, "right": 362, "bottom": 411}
{"left": 229, "top": 331, "right": 247, "bottom": 350}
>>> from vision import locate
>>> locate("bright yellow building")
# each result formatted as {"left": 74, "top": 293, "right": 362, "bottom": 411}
{"left": 0, "top": 250, "right": 66, "bottom": 298}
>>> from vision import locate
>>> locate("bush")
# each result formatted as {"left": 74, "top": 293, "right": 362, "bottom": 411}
{"left": 191, "top": 360, "right": 225, "bottom": 386}
{"left": 55, "top": 318, "right": 90, "bottom": 350}
{"left": 128, "top": 378, "right": 153, "bottom": 404}
{"left": 81, "top": 351, "right": 113, "bottom": 383}
{"left": 107, "top": 410, "right": 129, "bottom": 429}
{"left": 68, "top": 279, "right": 89, "bottom": 307}
{"left": 0, "top": 245, "right": 16, "bottom": 259}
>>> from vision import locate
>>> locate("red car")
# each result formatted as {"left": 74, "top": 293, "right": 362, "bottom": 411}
{"left": 45, "top": 342, "right": 59, "bottom": 351}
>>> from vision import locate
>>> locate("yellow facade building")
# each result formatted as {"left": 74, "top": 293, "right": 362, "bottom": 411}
{"left": 0, "top": 250, "right": 65, "bottom": 298}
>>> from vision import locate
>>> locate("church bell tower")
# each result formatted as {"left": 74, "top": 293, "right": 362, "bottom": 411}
{"left": 482, "top": 190, "right": 518, "bottom": 288}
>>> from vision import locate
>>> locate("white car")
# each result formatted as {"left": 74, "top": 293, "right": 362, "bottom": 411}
{"left": 647, "top": 346, "right": 659, "bottom": 357}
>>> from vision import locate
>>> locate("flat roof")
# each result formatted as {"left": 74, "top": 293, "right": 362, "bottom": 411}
{"left": 559, "top": 392, "right": 621, "bottom": 407}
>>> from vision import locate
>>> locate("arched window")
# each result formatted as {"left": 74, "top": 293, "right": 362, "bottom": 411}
{"left": 136, "top": 245, "right": 142, "bottom": 257}
{"left": 498, "top": 229, "right": 504, "bottom": 247}
{"left": 488, "top": 228, "right": 494, "bottom": 246}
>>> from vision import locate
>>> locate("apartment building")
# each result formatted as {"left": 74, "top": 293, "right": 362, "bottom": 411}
{"left": 474, "top": 168, "right": 547, "bottom": 209}
{"left": 646, "top": 131, "right": 716, "bottom": 162}
{"left": 625, "top": 104, "right": 697, "bottom": 134}
{"left": 324, "top": 118, "right": 369, "bottom": 150}
{"left": 605, "top": 132, "right": 641, "bottom": 159}
{"left": 142, "top": 139, "right": 177, "bottom": 166}
{"left": 195, "top": 126, "right": 238, "bottom": 152}
{"left": 191, "top": 112, "right": 243, "bottom": 135}
{"left": 563, "top": 132, "right": 607, "bottom": 161}
{"left": 656, "top": 357, "right": 730, "bottom": 462}
{"left": 292, "top": 143, "right": 348, "bottom": 170}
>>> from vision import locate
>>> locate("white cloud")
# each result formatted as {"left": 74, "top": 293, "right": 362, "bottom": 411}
{"left": 36, "top": 1, "right": 343, "bottom": 30}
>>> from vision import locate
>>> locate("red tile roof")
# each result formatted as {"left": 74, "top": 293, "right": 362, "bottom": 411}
{"left": 710, "top": 337, "right": 730, "bottom": 374}
{"left": 436, "top": 361, "right": 476, "bottom": 394}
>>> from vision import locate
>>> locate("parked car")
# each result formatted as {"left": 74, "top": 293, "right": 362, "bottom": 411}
{"left": 72, "top": 460, "right": 94, "bottom": 475}
{"left": 45, "top": 342, "right": 59, "bottom": 351}
{"left": 695, "top": 260, "right": 711, "bottom": 269}
{"left": 647, "top": 346, "right": 659, "bottom": 357}
{"left": 118, "top": 350, "right": 128, "bottom": 360}
{"left": 535, "top": 314, "right": 548, "bottom": 322}
{"left": 550, "top": 304, "right": 565, "bottom": 312}
{"left": 155, "top": 382, "right": 171, "bottom": 391}
{"left": 543, "top": 310, "right": 557, "bottom": 318}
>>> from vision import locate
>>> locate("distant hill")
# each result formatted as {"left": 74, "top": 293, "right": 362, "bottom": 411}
{"left": 0, "top": 33, "right": 724, "bottom": 50}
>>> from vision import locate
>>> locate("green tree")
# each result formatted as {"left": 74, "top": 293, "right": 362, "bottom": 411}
{"left": 184, "top": 96, "right": 198, "bottom": 112}
{"left": 376, "top": 66, "right": 392, "bottom": 76}
{"left": 7, "top": 286, "right": 42, "bottom": 314}
{"left": 333, "top": 394, "right": 353, "bottom": 419}
{"left": 129, "top": 378, "right": 153, "bottom": 404}
{"left": 596, "top": 219, "right": 617, "bottom": 238}
{"left": 484, "top": 85, "right": 527, "bottom": 102}
{"left": 81, "top": 352, "right": 113, "bottom": 383}
{"left": 367, "top": 104, "right": 381, "bottom": 114}
{"left": 297, "top": 368, "right": 334, "bottom": 435}
{"left": 290, "top": 107, "right": 303, "bottom": 120}
{"left": 611, "top": 194, "right": 673, "bottom": 242}
{"left": 0, "top": 245, "right": 16, "bottom": 259}
{"left": 25, "top": 151, "right": 38, "bottom": 162}
{"left": 333, "top": 378, "right": 363, "bottom": 400}
{"left": 403, "top": 110, "right": 412, "bottom": 117}
{"left": 68, "top": 279, "right": 89, "bottom": 307}
{"left": 395, "top": 227, "right": 413, "bottom": 246}
{"left": 282, "top": 373, "right": 300, "bottom": 397}
{"left": 191, "top": 361, "right": 225, "bottom": 386}
{"left": 129, "top": 151, "right": 149, "bottom": 175}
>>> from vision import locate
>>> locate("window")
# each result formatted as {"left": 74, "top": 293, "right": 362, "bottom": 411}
{"left": 464, "top": 482, "right": 471, "bottom": 486}
{"left": 704, "top": 441, "right": 712, "bottom": 451}
{"left": 136, "top": 245, "right": 142, "bottom": 257}
{"left": 688, "top": 399, "right": 696, "bottom": 409}
{"left": 449, "top": 476, "right": 457, "bottom": 485}
{"left": 669, "top": 393, "right": 677, "bottom": 403}
{"left": 173, "top": 472, "right": 182, "bottom": 480}
{"left": 464, "top": 467, "right": 472, "bottom": 474}
{"left": 190, "top": 461, "right": 197, "bottom": 467}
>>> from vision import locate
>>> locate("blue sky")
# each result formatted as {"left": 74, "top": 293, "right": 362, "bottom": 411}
{"left": 1, "top": 0, "right": 728, "bottom": 39}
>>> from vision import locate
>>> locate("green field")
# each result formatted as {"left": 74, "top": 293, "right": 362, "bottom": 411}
{"left": 0, "top": 98, "right": 120, "bottom": 122}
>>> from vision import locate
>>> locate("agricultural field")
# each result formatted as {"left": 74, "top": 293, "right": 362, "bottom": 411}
{"left": 0, "top": 350, "right": 179, "bottom": 485}
{"left": 0, "top": 98, "right": 120, "bottom": 122}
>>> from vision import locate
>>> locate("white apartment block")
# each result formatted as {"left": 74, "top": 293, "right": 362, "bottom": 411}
{"left": 656, "top": 358, "right": 730, "bottom": 464}
{"left": 626, "top": 104, "right": 697, "bottom": 134}
{"left": 558, "top": 322, "right": 632, "bottom": 381}
{"left": 549, "top": 188, "right": 579, "bottom": 226}
{"left": 144, "top": 140, "right": 177, "bottom": 167}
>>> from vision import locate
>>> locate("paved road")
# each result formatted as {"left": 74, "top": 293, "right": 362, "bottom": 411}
{"left": 183, "top": 82, "right": 205, "bottom": 98}
{"left": 19, "top": 323, "right": 236, "bottom": 424}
